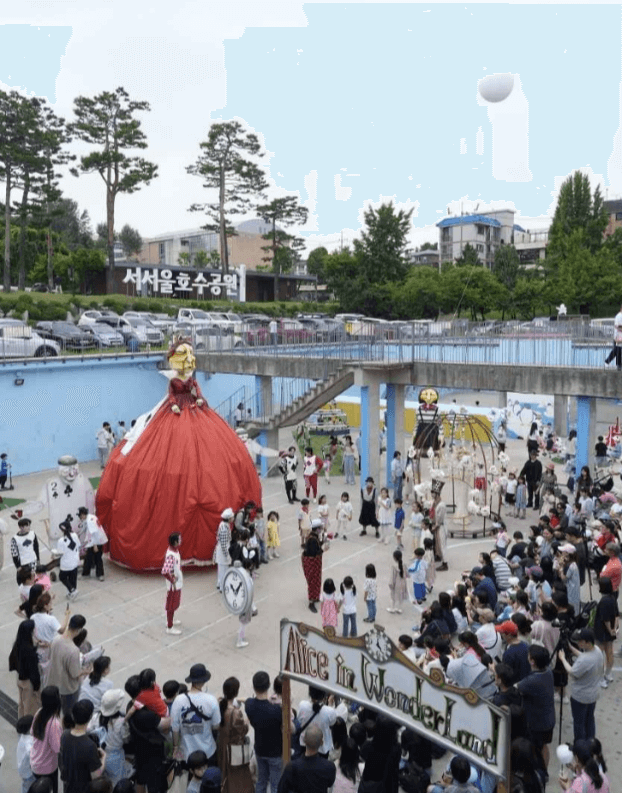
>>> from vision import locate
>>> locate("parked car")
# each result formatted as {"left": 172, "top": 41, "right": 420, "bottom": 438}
{"left": 78, "top": 309, "right": 119, "bottom": 327}
{"left": 29, "top": 283, "right": 50, "bottom": 293}
{"left": 0, "top": 320, "right": 60, "bottom": 358}
{"left": 81, "top": 322, "right": 125, "bottom": 348}
{"left": 175, "top": 324, "right": 245, "bottom": 351}
{"left": 35, "top": 322, "right": 96, "bottom": 351}
{"left": 123, "top": 311, "right": 175, "bottom": 335}
{"left": 124, "top": 317, "right": 165, "bottom": 345}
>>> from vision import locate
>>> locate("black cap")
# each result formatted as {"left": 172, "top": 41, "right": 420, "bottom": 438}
{"left": 185, "top": 663, "right": 211, "bottom": 684}
{"left": 471, "top": 566, "right": 483, "bottom": 577}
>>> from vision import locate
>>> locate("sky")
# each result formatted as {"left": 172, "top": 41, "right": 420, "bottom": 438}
{"left": 1, "top": 1, "right": 622, "bottom": 253}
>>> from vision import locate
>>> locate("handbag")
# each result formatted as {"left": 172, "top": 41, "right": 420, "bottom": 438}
{"left": 229, "top": 734, "right": 253, "bottom": 766}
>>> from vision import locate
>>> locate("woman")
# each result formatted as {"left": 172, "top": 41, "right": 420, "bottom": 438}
{"left": 358, "top": 477, "right": 380, "bottom": 539}
{"left": 565, "top": 430, "right": 577, "bottom": 465}
{"left": 527, "top": 422, "right": 540, "bottom": 455}
{"left": 32, "top": 593, "right": 69, "bottom": 674}
{"left": 9, "top": 619, "right": 41, "bottom": 718}
{"left": 342, "top": 436, "right": 356, "bottom": 486}
{"left": 302, "top": 522, "right": 324, "bottom": 613}
{"left": 217, "top": 677, "right": 253, "bottom": 793}
{"left": 79, "top": 655, "right": 114, "bottom": 711}
{"left": 575, "top": 466, "right": 593, "bottom": 498}
{"left": 415, "top": 602, "right": 450, "bottom": 648}
{"left": 297, "top": 687, "right": 338, "bottom": 757}
{"left": 497, "top": 421, "right": 507, "bottom": 453}
{"left": 510, "top": 737, "right": 545, "bottom": 793}
{"left": 97, "top": 689, "right": 131, "bottom": 786}
{"left": 445, "top": 632, "right": 496, "bottom": 699}
{"left": 593, "top": 577, "right": 618, "bottom": 689}
{"left": 333, "top": 736, "right": 360, "bottom": 793}
{"left": 559, "top": 546, "right": 581, "bottom": 616}
{"left": 30, "top": 685, "right": 63, "bottom": 793}
{"left": 359, "top": 715, "right": 401, "bottom": 793}
{"left": 390, "top": 451, "right": 404, "bottom": 501}
{"left": 559, "top": 740, "right": 610, "bottom": 792}
{"left": 17, "top": 583, "right": 45, "bottom": 621}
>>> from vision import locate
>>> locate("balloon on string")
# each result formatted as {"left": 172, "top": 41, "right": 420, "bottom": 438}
{"left": 478, "top": 73, "right": 514, "bottom": 103}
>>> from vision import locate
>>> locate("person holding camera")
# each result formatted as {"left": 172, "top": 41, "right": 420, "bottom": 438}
{"left": 428, "top": 755, "right": 481, "bottom": 793}
{"left": 557, "top": 628, "right": 604, "bottom": 742}
{"left": 59, "top": 699, "right": 104, "bottom": 793}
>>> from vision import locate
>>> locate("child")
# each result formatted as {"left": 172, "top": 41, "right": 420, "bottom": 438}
{"left": 320, "top": 578, "right": 340, "bottom": 630}
{"left": 56, "top": 518, "right": 80, "bottom": 600}
{"left": 16, "top": 714, "right": 34, "bottom": 793}
{"left": 363, "top": 563, "right": 377, "bottom": 623}
{"left": 340, "top": 576, "right": 357, "bottom": 637}
{"left": 266, "top": 510, "right": 281, "bottom": 559}
{"left": 377, "top": 487, "right": 393, "bottom": 545}
{"left": 387, "top": 549, "right": 408, "bottom": 613}
{"left": 254, "top": 507, "right": 268, "bottom": 564}
{"left": 0, "top": 452, "right": 9, "bottom": 490}
{"left": 335, "top": 492, "right": 353, "bottom": 540}
{"left": 408, "top": 502, "right": 424, "bottom": 557}
{"left": 186, "top": 749, "right": 209, "bottom": 793}
{"left": 515, "top": 475, "right": 527, "bottom": 519}
{"left": 323, "top": 453, "right": 332, "bottom": 485}
{"left": 162, "top": 680, "right": 180, "bottom": 714}
{"left": 505, "top": 470, "right": 517, "bottom": 511}
{"left": 494, "top": 521, "right": 509, "bottom": 557}
{"left": 408, "top": 548, "right": 428, "bottom": 605}
{"left": 394, "top": 497, "right": 405, "bottom": 550}
{"left": 298, "top": 499, "right": 312, "bottom": 548}
{"left": 317, "top": 495, "right": 330, "bottom": 538}
{"left": 423, "top": 537, "right": 436, "bottom": 593}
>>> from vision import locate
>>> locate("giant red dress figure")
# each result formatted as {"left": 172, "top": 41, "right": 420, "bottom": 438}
{"left": 96, "top": 339, "right": 262, "bottom": 571}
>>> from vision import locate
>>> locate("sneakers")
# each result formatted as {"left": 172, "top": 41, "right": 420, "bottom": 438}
{"left": 274, "top": 552, "right": 280, "bottom": 558}
{"left": 236, "top": 640, "right": 249, "bottom": 648}
{"left": 173, "top": 619, "right": 182, "bottom": 626}
{"left": 386, "top": 607, "right": 396, "bottom": 613}
{"left": 166, "top": 627, "right": 182, "bottom": 635}
{"left": 98, "top": 576, "right": 105, "bottom": 582}
{"left": 69, "top": 590, "right": 78, "bottom": 601}
{"left": 359, "top": 529, "right": 367, "bottom": 536}
{"left": 375, "top": 531, "right": 380, "bottom": 539}
{"left": 600, "top": 679, "right": 609, "bottom": 688}
{"left": 384, "top": 537, "right": 390, "bottom": 545}
{"left": 377, "top": 537, "right": 383, "bottom": 544}
{"left": 605, "top": 674, "right": 614, "bottom": 682}
{"left": 437, "top": 562, "right": 449, "bottom": 572}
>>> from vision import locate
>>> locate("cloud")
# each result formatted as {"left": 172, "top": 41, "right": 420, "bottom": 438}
{"left": 334, "top": 174, "right": 352, "bottom": 202}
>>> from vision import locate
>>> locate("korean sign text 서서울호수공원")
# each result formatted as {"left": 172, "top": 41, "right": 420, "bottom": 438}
{"left": 122, "top": 266, "right": 238, "bottom": 297}
{"left": 280, "top": 620, "right": 510, "bottom": 785}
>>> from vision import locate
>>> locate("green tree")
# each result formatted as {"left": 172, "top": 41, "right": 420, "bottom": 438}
{"left": 47, "top": 199, "right": 93, "bottom": 251}
{"left": 306, "top": 246, "right": 328, "bottom": 283}
{"left": 193, "top": 249, "right": 210, "bottom": 269}
{"left": 257, "top": 196, "right": 309, "bottom": 299}
{"left": 177, "top": 251, "right": 190, "bottom": 267}
{"left": 187, "top": 120, "right": 268, "bottom": 274}
{"left": 493, "top": 244, "right": 520, "bottom": 291}
{"left": 420, "top": 241, "right": 438, "bottom": 251}
{"left": 454, "top": 242, "right": 482, "bottom": 267}
{"left": 548, "top": 171, "right": 608, "bottom": 257}
{"left": 323, "top": 248, "right": 362, "bottom": 310}
{"left": 353, "top": 202, "right": 413, "bottom": 284}
{"left": 118, "top": 224, "right": 142, "bottom": 259}
{"left": 393, "top": 266, "right": 443, "bottom": 318}
{"left": 69, "top": 86, "right": 158, "bottom": 293}
{"left": 440, "top": 265, "right": 506, "bottom": 319}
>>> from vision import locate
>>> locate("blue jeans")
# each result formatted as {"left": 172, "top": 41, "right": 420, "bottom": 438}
{"left": 256, "top": 755, "right": 282, "bottom": 793}
{"left": 258, "top": 538, "right": 267, "bottom": 562}
{"left": 393, "top": 476, "right": 403, "bottom": 501}
{"left": 343, "top": 613, "right": 357, "bottom": 637}
{"left": 366, "top": 599, "right": 377, "bottom": 621}
{"left": 344, "top": 455, "right": 355, "bottom": 484}
{"left": 570, "top": 698, "right": 596, "bottom": 741}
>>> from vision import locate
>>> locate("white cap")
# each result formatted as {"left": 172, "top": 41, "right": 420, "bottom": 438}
{"left": 221, "top": 508, "right": 234, "bottom": 520}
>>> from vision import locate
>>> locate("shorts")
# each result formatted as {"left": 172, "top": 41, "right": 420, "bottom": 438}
{"left": 530, "top": 728, "right": 553, "bottom": 748}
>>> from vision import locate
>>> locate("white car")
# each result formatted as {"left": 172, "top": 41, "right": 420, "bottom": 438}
{"left": 0, "top": 320, "right": 60, "bottom": 358}
{"left": 175, "top": 324, "right": 244, "bottom": 351}
{"left": 78, "top": 309, "right": 119, "bottom": 327}
{"left": 123, "top": 311, "right": 175, "bottom": 335}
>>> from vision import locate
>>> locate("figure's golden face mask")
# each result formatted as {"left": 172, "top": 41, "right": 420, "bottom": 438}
{"left": 419, "top": 387, "right": 439, "bottom": 406}
{"left": 169, "top": 343, "right": 196, "bottom": 377}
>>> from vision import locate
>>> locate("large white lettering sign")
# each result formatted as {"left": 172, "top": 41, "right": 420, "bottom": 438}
{"left": 280, "top": 620, "right": 510, "bottom": 785}
{"left": 123, "top": 267, "right": 238, "bottom": 297}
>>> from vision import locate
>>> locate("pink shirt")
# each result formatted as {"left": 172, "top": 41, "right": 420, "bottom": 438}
{"left": 30, "top": 715, "right": 62, "bottom": 774}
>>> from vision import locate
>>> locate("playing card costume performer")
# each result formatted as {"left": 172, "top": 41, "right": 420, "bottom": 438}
{"left": 96, "top": 338, "right": 262, "bottom": 570}
{"left": 413, "top": 387, "right": 441, "bottom": 456}
{"left": 10, "top": 513, "right": 40, "bottom": 572}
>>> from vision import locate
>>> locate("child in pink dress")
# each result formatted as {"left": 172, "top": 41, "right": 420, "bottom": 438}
{"left": 320, "top": 578, "right": 340, "bottom": 630}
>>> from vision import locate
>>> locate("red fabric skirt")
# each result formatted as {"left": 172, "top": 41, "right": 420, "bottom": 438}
{"left": 302, "top": 555, "right": 322, "bottom": 602}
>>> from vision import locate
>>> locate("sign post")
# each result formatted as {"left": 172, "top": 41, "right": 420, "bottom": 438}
{"left": 280, "top": 620, "right": 510, "bottom": 791}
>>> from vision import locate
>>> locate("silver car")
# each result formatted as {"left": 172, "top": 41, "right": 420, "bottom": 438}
{"left": 82, "top": 322, "right": 125, "bottom": 348}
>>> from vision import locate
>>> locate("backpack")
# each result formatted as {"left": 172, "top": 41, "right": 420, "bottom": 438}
{"left": 398, "top": 761, "right": 431, "bottom": 793}
{"left": 291, "top": 708, "right": 320, "bottom": 759}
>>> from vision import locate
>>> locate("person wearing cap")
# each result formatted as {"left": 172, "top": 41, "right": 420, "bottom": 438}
{"left": 216, "top": 509, "right": 234, "bottom": 593}
{"left": 600, "top": 543, "right": 621, "bottom": 597}
{"left": 558, "top": 628, "right": 604, "bottom": 742}
{"left": 161, "top": 532, "right": 183, "bottom": 635}
{"left": 95, "top": 689, "right": 131, "bottom": 785}
{"left": 10, "top": 516, "right": 40, "bottom": 578}
{"left": 497, "top": 620, "right": 530, "bottom": 683}
{"left": 520, "top": 450, "right": 542, "bottom": 510}
{"left": 171, "top": 663, "right": 220, "bottom": 766}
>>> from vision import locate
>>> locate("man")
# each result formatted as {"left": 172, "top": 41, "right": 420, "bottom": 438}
{"left": 277, "top": 723, "right": 336, "bottom": 793}
{"left": 470, "top": 567, "right": 497, "bottom": 610}
{"left": 215, "top": 509, "right": 233, "bottom": 592}
{"left": 517, "top": 645, "right": 555, "bottom": 771}
{"left": 161, "top": 532, "right": 183, "bottom": 635}
{"left": 269, "top": 318, "right": 278, "bottom": 346}
{"left": 605, "top": 303, "right": 622, "bottom": 369}
{"left": 59, "top": 700, "right": 104, "bottom": 793}
{"left": 279, "top": 446, "right": 300, "bottom": 504}
{"left": 490, "top": 549, "right": 511, "bottom": 591}
{"left": 171, "top": 663, "right": 220, "bottom": 766}
{"left": 0, "top": 452, "right": 9, "bottom": 489}
{"left": 95, "top": 422, "right": 114, "bottom": 469}
{"left": 491, "top": 663, "right": 522, "bottom": 708}
{"left": 10, "top": 515, "right": 40, "bottom": 573}
{"left": 431, "top": 490, "right": 448, "bottom": 571}
{"left": 46, "top": 614, "right": 90, "bottom": 716}
{"left": 538, "top": 526, "right": 554, "bottom": 561}
{"left": 558, "top": 628, "right": 604, "bottom": 742}
{"left": 600, "top": 542, "right": 621, "bottom": 597}
{"left": 595, "top": 436, "right": 608, "bottom": 467}
{"left": 77, "top": 507, "right": 105, "bottom": 582}
{"left": 429, "top": 756, "right": 481, "bottom": 793}
{"left": 520, "top": 450, "right": 542, "bottom": 510}
{"left": 497, "top": 621, "right": 530, "bottom": 683}
{"left": 245, "top": 671, "right": 283, "bottom": 793}
{"left": 234, "top": 402, "right": 244, "bottom": 427}
{"left": 126, "top": 674, "right": 171, "bottom": 793}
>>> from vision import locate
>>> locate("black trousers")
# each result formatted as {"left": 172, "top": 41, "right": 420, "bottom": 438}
{"left": 285, "top": 479, "right": 298, "bottom": 503}
{"left": 527, "top": 481, "right": 539, "bottom": 509}
{"left": 59, "top": 568, "right": 78, "bottom": 593}
{"left": 605, "top": 344, "right": 622, "bottom": 369}
{"left": 0, "top": 475, "right": 6, "bottom": 488}
{"left": 82, "top": 546, "right": 104, "bottom": 577}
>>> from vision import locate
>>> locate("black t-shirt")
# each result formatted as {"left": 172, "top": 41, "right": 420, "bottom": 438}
{"left": 277, "top": 755, "right": 336, "bottom": 793}
{"left": 130, "top": 707, "right": 164, "bottom": 766}
{"left": 596, "top": 442, "right": 608, "bottom": 457}
{"left": 491, "top": 686, "right": 522, "bottom": 709}
{"left": 245, "top": 698, "right": 282, "bottom": 757}
{"left": 502, "top": 642, "right": 532, "bottom": 684}
{"left": 511, "top": 542, "right": 527, "bottom": 559}
{"left": 60, "top": 730, "right": 102, "bottom": 793}
{"left": 594, "top": 594, "right": 619, "bottom": 643}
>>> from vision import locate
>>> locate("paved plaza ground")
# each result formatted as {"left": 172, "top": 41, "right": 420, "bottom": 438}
{"left": 0, "top": 431, "right": 621, "bottom": 791}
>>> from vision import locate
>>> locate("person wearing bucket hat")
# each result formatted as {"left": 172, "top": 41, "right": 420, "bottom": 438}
{"left": 171, "top": 663, "right": 220, "bottom": 764}
{"left": 216, "top": 509, "right": 234, "bottom": 593}
{"left": 96, "top": 689, "right": 132, "bottom": 785}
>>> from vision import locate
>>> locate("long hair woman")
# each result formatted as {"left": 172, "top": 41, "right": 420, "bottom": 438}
{"left": 559, "top": 740, "right": 610, "bottom": 792}
{"left": 79, "top": 655, "right": 113, "bottom": 711}
{"left": 9, "top": 618, "right": 41, "bottom": 718}
{"left": 30, "top": 685, "right": 63, "bottom": 793}
{"left": 217, "top": 676, "right": 253, "bottom": 793}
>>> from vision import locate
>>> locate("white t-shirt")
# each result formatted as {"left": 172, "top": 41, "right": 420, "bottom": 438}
{"left": 32, "top": 612, "right": 61, "bottom": 643}
{"left": 56, "top": 533, "right": 80, "bottom": 571}
{"left": 170, "top": 690, "right": 221, "bottom": 760}
{"left": 296, "top": 702, "right": 337, "bottom": 754}
{"left": 506, "top": 477, "right": 517, "bottom": 495}
{"left": 336, "top": 501, "right": 353, "bottom": 522}
{"left": 340, "top": 588, "right": 357, "bottom": 614}
{"left": 364, "top": 578, "right": 377, "bottom": 601}
{"left": 615, "top": 311, "right": 622, "bottom": 343}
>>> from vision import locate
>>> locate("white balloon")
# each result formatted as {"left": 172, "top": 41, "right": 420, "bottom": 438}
{"left": 478, "top": 73, "right": 514, "bottom": 103}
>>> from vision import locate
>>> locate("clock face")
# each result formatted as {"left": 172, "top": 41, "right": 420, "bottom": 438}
{"left": 364, "top": 628, "right": 392, "bottom": 663}
{"left": 223, "top": 568, "right": 251, "bottom": 615}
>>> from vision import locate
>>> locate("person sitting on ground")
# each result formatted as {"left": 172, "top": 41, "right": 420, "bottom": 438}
{"left": 429, "top": 755, "right": 481, "bottom": 793}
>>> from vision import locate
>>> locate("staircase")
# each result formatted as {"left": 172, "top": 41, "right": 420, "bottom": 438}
{"left": 253, "top": 366, "right": 355, "bottom": 430}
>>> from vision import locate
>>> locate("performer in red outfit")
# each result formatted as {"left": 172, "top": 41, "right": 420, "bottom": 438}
{"left": 96, "top": 338, "right": 262, "bottom": 571}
